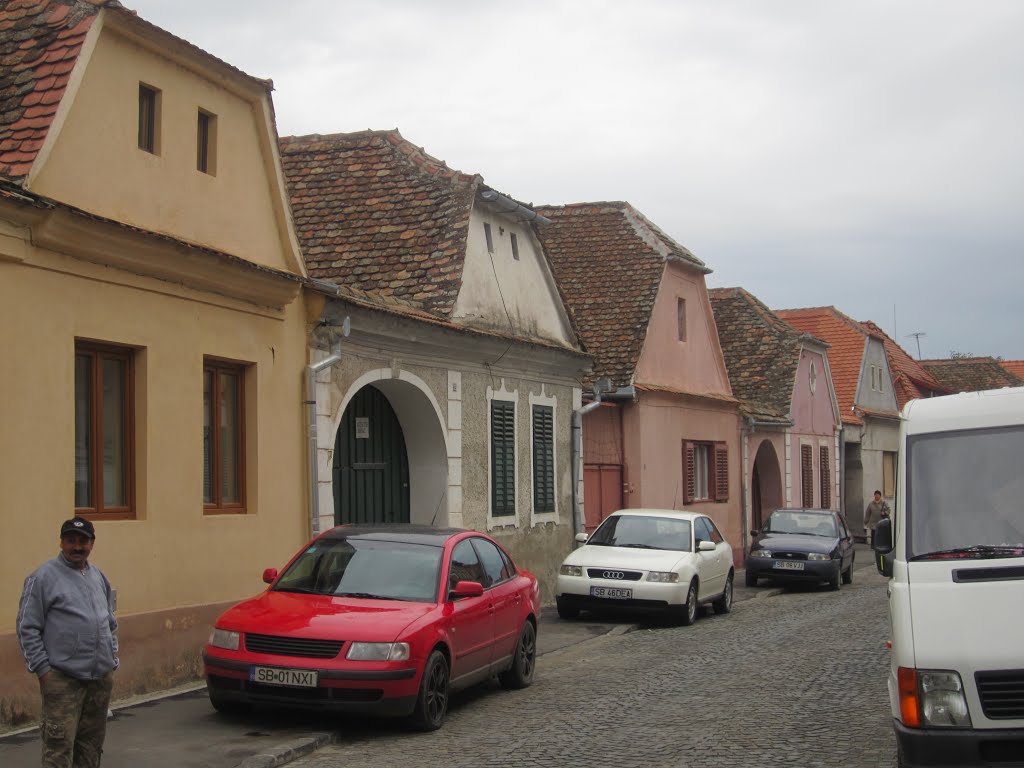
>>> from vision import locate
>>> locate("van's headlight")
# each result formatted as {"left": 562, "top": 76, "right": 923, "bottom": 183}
{"left": 560, "top": 564, "right": 582, "bottom": 577}
{"left": 919, "top": 671, "right": 971, "bottom": 727}
{"left": 209, "top": 628, "right": 240, "bottom": 651}
{"left": 346, "top": 642, "right": 410, "bottom": 661}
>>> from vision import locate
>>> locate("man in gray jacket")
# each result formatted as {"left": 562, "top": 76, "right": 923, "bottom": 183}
{"left": 17, "top": 516, "right": 118, "bottom": 768}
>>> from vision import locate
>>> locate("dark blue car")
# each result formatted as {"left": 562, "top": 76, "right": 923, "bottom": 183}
{"left": 745, "top": 508, "right": 855, "bottom": 590}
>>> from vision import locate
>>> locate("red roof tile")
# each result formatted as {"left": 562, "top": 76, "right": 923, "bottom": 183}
{"left": 859, "top": 320, "right": 949, "bottom": 410}
{"left": 533, "top": 202, "right": 707, "bottom": 388}
{"left": 775, "top": 306, "right": 893, "bottom": 425}
{"left": 710, "top": 287, "right": 817, "bottom": 422}
{"left": 919, "top": 357, "right": 1024, "bottom": 393}
{"left": 0, "top": 1, "right": 101, "bottom": 182}
{"left": 1000, "top": 360, "right": 1024, "bottom": 380}
{"left": 279, "top": 130, "right": 480, "bottom": 319}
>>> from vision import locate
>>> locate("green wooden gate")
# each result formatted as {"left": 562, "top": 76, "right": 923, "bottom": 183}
{"left": 333, "top": 385, "right": 410, "bottom": 525}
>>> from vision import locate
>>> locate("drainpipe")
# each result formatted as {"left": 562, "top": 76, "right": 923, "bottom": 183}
{"left": 306, "top": 353, "right": 340, "bottom": 539}
{"left": 572, "top": 396, "right": 604, "bottom": 540}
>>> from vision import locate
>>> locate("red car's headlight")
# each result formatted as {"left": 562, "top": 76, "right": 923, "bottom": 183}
{"left": 209, "top": 628, "right": 240, "bottom": 651}
{"left": 346, "top": 642, "right": 410, "bottom": 661}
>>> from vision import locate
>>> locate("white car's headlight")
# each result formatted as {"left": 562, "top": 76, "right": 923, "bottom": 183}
{"left": 806, "top": 553, "right": 831, "bottom": 561}
{"left": 209, "top": 628, "right": 240, "bottom": 651}
{"left": 346, "top": 642, "right": 410, "bottom": 661}
{"left": 919, "top": 670, "right": 971, "bottom": 727}
{"left": 750, "top": 549, "right": 772, "bottom": 558}
{"left": 560, "top": 564, "right": 583, "bottom": 577}
{"left": 646, "top": 571, "right": 679, "bottom": 583}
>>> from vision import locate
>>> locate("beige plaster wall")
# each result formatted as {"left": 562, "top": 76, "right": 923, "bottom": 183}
{"left": 29, "top": 26, "right": 293, "bottom": 272}
{"left": 0, "top": 235, "right": 311, "bottom": 726}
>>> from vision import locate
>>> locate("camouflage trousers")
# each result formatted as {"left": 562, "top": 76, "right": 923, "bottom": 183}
{"left": 39, "top": 668, "right": 114, "bottom": 768}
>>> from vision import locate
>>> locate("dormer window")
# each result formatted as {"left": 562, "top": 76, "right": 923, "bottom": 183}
{"left": 138, "top": 84, "right": 161, "bottom": 154}
{"left": 197, "top": 109, "right": 217, "bottom": 175}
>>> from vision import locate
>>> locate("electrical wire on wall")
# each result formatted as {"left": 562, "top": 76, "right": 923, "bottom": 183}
{"left": 483, "top": 220, "right": 517, "bottom": 374}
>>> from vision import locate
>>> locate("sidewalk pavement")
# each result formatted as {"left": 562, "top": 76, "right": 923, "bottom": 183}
{"left": 0, "top": 543, "right": 878, "bottom": 768}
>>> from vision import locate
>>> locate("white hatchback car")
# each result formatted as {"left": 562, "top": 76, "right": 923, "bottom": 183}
{"left": 556, "top": 509, "right": 735, "bottom": 625}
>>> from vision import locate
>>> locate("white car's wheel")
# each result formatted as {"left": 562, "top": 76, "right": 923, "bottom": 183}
{"left": 678, "top": 580, "right": 698, "bottom": 626}
{"left": 712, "top": 572, "right": 734, "bottom": 615}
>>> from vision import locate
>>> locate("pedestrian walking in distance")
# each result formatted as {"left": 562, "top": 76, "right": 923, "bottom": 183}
{"left": 864, "top": 490, "right": 891, "bottom": 547}
{"left": 16, "top": 516, "right": 118, "bottom": 767}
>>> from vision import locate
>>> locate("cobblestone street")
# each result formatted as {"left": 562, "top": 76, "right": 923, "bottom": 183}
{"left": 288, "top": 567, "right": 896, "bottom": 768}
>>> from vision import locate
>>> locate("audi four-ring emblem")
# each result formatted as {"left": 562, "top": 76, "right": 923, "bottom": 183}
{"left": 601, "top": 570, "right": 625, "bottom": 580}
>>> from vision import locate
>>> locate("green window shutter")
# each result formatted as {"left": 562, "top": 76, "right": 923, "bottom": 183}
{"left": 532, "top": 405, "right": 554, "bottom": 513}
{"left": 491, "top": 400, "right": 516, "bottom": 516}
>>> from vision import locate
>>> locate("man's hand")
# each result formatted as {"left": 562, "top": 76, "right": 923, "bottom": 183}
{"left": 39, "top": 671, "right": 49, "bottom": 685}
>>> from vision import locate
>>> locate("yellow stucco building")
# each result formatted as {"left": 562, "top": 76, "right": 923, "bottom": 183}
{"left": 0, "top": 1, "right": 314, "bottom": 726}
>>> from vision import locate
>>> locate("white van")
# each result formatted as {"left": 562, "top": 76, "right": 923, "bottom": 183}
{"left": 873, "top": 387, "right": 1024, "bottom": 767}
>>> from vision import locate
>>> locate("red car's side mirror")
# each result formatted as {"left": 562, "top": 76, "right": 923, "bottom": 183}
{"left": 262, "top": 568, "right": 278, "bottom": 585}
{"left": 450, "top": 580, "right": 484, "bottom": 599}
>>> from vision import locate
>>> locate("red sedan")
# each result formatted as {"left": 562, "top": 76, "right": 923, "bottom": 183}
{"left": 203, "top": 525, "right": 540, "bottom": 730}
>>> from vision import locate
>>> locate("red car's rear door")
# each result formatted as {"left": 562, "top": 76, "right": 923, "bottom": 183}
{"left": 445, "top": 540, "right": 494, "bottom": 682}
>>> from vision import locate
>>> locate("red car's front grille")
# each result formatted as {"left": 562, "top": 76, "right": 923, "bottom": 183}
{"left": 244, "top": 633, "right": 343, "bottom": 659}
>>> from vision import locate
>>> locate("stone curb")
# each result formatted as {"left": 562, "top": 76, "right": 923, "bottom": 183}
{"left": 236, "top": 731, "right": 337, "bottom": 768}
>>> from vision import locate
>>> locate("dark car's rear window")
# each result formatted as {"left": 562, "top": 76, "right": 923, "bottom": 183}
{"left": 273, "top": 538, "right": 443, "bottom": 602}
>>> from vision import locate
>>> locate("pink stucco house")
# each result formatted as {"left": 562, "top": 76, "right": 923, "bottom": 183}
{"left": 709, "top": 289, "right": 841, "bottom": 535}
{"left": 535, "top": 202, "right": 744, "bottom": 564}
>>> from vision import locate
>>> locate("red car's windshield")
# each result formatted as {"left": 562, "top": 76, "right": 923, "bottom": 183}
{"left": 273, "top": 538, "right": 443, "bottom": 602}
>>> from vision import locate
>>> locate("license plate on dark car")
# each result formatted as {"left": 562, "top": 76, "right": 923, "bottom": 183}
{"left": 591, "top": 586, "right": 632, "bottom": 599}
{"left": 774, "top": 560, "right": 805, "bottom": 571}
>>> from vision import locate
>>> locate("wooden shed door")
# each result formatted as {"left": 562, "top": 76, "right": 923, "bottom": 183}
{"left": 583, "top": 463, "right": 623, "bottom": 533}
{"left": 333, "top": 385, "right": 410, "bottom": 525}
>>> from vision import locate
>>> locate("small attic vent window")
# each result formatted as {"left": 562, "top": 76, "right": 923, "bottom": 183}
{"left": 484, "top": 223, "right": 494, "bottom": 254}
{"left": 138, "top": 84, "right": 161, "bottom": 154}
{"left": 197, "top": 109, "right": 217, "bottom": 175}
{"left": 511, "top": 232, "right": 520, "bottom": 261}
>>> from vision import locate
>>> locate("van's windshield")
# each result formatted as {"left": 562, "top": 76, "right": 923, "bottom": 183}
{"left": 908, "top": 425, "right": 1024, "bottom": 560}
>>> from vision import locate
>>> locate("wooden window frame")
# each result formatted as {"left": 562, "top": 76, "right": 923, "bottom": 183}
{"left": 801, "top": 444, "right": 814, "bottom": 507}
{"left": 882, "top": 450, "right": 897, "bottom": 499}
{"left": 677, "top": 298, "right": 687, "bottom": 342}
{"left": 204, "top": 358, "right": 246, "bottom": 514}
{"left": 683, "top": 440, "right": 728, "bottom": 504}
{"left": 490, "top": 399, "right": 516, "bottom": 517}
{"left": 196, "top": 108, "right": 217, "bottom": 175}
{"left": 138, "top": 83, "right": 161, "bottom": 154}
{"left": 819, "top": 445, "right": 831, "bottom": 508}
{"left": 75, "top": 341, "right": 135, "bottom": 520}
{"left": 532, "top": 404, "right": 555, "bottom": 513}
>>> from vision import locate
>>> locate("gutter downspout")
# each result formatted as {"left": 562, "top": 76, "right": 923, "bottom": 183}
{"left": 572, "top": 395, "right": 604, "bottom": 540}
{"left": 306, "top": 353, "right": 341, "bottom": 539}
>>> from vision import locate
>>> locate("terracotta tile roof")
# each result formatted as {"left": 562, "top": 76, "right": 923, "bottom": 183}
{"left": 859, "top": 320, "right": 949, "bottom": 410}
{"left": 775, "top": 305, "right": 895, "bottom": 425}
{"left": 919, "top": 357, "right": 1024, "bottom": 393}
{"left": 280, "top": 130, "right": 482, "bottom": 318}
{"left": 0, "top": 0, "right": 104, "bottom": 182}
{"left": 1001, "top": 360, "right": 1024, "bottom": 380}
{"left": 533, "top": 201, "right": 707, "bottom": 388}
{"left": 709, "top": 287, "right": 813, "bottom": 423}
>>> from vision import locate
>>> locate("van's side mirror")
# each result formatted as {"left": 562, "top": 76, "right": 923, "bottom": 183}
{"left": 873, "top": 518, "right": 894, "bottom": 577}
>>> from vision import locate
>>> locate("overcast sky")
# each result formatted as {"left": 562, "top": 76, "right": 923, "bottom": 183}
{"left": 127, "top": 0, "right": 1024, "bottom": 360}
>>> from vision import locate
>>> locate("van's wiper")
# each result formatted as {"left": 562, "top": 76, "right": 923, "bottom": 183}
{"left": 911, "top": 545, "right": 1024, "bottom": 561}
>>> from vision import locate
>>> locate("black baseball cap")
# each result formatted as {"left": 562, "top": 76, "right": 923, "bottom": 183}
{"left": 60, "top": 516, "right": 96, "bottom": 539}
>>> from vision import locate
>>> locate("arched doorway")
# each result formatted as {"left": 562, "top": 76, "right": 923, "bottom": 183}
{"left": 751, "top": 439, "right": 783, "bottom": 530}
{"left": 334, "top": 385, "right": 410, "bottom": 525}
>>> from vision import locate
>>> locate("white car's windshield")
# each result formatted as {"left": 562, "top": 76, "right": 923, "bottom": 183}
{"left": 588, "top": 516, "right": 692, "bottom": 552}
{"left": 908, "top": 425, "right": 1024, "bottom": 560}
{"left": 764, "top": 511, "right": 837, "bottom": 538}
{"left": 273, "top": 538, "right": 443, "bottom": 601}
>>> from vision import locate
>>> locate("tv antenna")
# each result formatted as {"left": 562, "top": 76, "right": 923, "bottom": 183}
{"left": 906, "top": 332, "right": 926, "bottom": 359}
